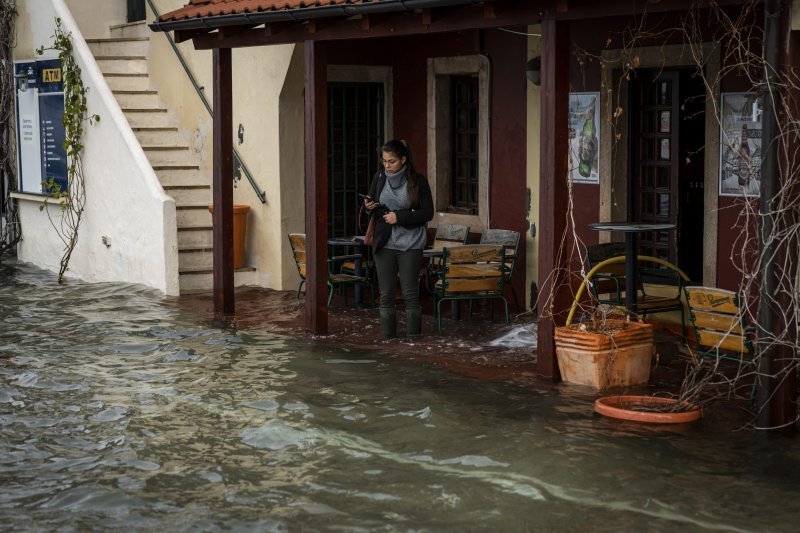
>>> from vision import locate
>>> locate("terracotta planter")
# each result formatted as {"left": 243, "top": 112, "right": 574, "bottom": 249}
{"left": 555, "top": 320, "right": 654, "bottom": 390}
{"left": 594, "top": 395, "right": 702, "bottom": 424}
{"left": 208, "top": 204, "right": 250, "bottom": 269}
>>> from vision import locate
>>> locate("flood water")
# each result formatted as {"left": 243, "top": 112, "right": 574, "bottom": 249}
{"left": 2, "top": 260, "right": 800, "bottom": 531}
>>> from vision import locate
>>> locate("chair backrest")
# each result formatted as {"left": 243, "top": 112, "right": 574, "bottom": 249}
{"left": 685, "top": 286, "right": 751, "bottom": 354}
{"left": 432, "top": 223, "right": 470, "bottom": 249}
{"left": 480, "top": 229, "right": 520, "bottom": 276}
{"left": 586, "top": 243, "right": 630, "bottom": 298}
{"left": 586, "top": 242, "right": 626, "bottom": 265}
{"left": 288, "top": 233, "right": 306, "bottom": 279}
{"left": 440, "top": 244, "right": 504, "bottom": 294}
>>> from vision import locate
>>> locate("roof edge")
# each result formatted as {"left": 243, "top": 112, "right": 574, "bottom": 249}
{"left": 149, "top": 0, "right": 484, "bottom": 33}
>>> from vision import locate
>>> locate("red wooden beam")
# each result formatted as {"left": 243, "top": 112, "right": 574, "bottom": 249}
{"left": 212, "top": 47, "right": 234, "bottom": 318}
{"left": 184, "top": 0, "right": 750, "bottom": 49}
{"left": 304, "top": 40, "right": 329, "bottom": 334}
{"left": 536, "top": 18, "right": 570, "bottom": 380}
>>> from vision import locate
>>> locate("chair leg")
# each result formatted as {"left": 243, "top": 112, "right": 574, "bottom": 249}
{"left": 436, "top": 298, "right": 443, "bottom": 333}
{"left": 296, "top": 280, "right": 305, "bottom": 300}
{"left": 327, "top": 283, "right": 334, "bottom": 308}
{"left": 510, "top": 284, "right": 521, "bottom": 312}
{"left": 502, "top": 297, "right": 509, "bottom": 324}
{"left": 680, "top": 307, "right": 686, "bottom": 339}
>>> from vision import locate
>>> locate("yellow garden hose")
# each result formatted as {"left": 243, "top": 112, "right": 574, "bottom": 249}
{"left": 565, "top": 255, "right": 690, "bottom": 325}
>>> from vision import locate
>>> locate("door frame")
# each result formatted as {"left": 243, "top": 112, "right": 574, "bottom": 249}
{"left": 599, "top": 43, "right": 720, "bottom": 286}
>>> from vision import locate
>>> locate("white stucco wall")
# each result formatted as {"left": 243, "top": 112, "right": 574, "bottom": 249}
{"left": 64, "top": 0, "right": 127, "bottom": 38}
{"left": 14, "top": 0, "right": 179, "bottom": 294}
{"left": 147, "top": 1, "right": 300, "bottom": 290}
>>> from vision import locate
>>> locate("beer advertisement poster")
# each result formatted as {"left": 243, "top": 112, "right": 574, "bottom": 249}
{"left": 567, "top": 92, "right": 600, "bottom": 184}
{"left": 719, "top": 92, "right": 762, "bottom": 197}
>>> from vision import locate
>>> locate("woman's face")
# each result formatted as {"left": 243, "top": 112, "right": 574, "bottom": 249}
{"left": 381, "top": 151, "right": 406, "bottom": 173}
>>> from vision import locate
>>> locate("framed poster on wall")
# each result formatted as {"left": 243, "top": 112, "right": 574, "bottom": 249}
{"left": 568, "top": 92, "right": 600, "bottom": 184}
{"left": 719, "top": 92, "right": 762, "bottom": 197}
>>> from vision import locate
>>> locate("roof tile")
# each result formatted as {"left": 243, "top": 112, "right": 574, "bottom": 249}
{"left": 158, "top": 0, "right": 375, "bottom": 22}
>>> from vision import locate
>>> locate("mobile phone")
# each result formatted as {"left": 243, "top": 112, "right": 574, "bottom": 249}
{"left": 358, "top": 193, "right": 372, "bottom": 201}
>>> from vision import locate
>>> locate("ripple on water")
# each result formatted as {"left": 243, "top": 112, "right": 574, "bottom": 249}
{"left": 240, "top": 420, "right": 320, "bottom": 450}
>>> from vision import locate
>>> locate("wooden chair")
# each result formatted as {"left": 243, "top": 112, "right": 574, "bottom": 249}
{"left": 684, "top": 287, "right": 754, "bottom": 363}
{"left": 586, "top": 243, "right": 687, "bottom": 336}
{"left": 432, "top": 244, "right": 509, "bottom": 332}
{"left": 431, "top": 223, "right": 470, "bottom": 249}
{"left": 424, "top": 223, "right": 470, "bottom": 292}
{"left": 288, "top": 233, "right": 374, "bottom": 308}
{"left": 479, "top": 229, "right": 521, "bottom": 311}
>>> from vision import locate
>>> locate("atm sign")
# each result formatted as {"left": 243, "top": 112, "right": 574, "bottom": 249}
{"left": 42, "top": 68, "right": 62, "bottom": 83}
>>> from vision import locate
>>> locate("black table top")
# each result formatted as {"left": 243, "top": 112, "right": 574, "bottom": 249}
{"left": 327, "top": 236, "right": 366, "bottom": 246}
{"left": 588, "top": 222, "right": 676, "bottom": 233}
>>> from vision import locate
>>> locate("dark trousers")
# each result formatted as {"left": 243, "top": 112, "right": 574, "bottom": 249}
{"left": 374, "top": 247, "right": 423, "bottom": 311}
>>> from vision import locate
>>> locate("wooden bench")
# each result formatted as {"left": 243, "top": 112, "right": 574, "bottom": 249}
{"left": 684, "top": 286, "right": 754, "bottom": 363}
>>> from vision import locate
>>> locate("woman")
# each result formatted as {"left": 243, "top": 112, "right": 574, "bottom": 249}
{"left": 364, "top": 140, "right": 434, "bottom": 338}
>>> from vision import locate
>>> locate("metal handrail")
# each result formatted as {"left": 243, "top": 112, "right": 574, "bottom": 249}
{"left": 144, "top": 0, "right": 266, "bottom": 204}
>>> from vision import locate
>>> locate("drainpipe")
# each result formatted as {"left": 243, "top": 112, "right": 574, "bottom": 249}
{"left": 755, "top": 0, "right": 782, "bottom": 430}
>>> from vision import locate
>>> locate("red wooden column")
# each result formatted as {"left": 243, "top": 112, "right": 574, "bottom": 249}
{"left": 304, "top": 40, "right": 329, "bottom": 334}
{"left": 212, "top": 47, "right": 234, "bottom": 317}
{"left": 536, "top": 18, "right": 570, "bottom": 379}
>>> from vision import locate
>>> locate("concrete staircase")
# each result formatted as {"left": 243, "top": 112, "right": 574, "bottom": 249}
{"left": 87, "top": 21, "right": 216, "bottom": 294}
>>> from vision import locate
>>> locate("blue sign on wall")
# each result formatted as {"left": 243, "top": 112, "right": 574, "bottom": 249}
{"left": 15, "top": 59, "right": 68, "bottom": 195}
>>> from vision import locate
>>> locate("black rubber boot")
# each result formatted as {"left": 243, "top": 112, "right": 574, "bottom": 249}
{"left": 380, "top": 308, "right": 397, "bottom": 339}
{"left": 406, "top": 308, "right": 422, "bottom": 337}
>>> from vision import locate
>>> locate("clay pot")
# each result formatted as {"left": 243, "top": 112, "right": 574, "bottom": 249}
{"left": 594, "top": 395, "right": 702, "bottom": 424}
{"left": 555, "top": 320, "right": 654, "bottom": 390}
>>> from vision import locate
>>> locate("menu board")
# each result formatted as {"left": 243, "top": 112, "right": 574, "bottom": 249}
{"left": 14, "top": 59, "right": 67, "bottom": 195}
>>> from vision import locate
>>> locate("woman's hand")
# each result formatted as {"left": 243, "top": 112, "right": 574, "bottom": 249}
{"left": 383, "top": 211, "right": 397, "bottom": 224}
{"left": 364, "top": 199, "right": 379, "bottom": 210}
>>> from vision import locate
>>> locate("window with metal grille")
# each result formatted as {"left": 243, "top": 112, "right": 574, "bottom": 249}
{"left": 450, "top": 75, "right": 479, "bottom": 213}
{"left": 127, "top": 0, "right": 146, "bottom": 22}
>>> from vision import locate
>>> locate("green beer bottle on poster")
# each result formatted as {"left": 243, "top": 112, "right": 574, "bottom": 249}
{"left": 578, "top": 97, "right": 598, "bottom": 178}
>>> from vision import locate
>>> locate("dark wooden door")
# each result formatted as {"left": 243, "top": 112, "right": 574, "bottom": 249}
{"left": 631, "top": 70, "right": 679, "bottom": 264}
{"left": 631, "top": 69, "right": 705, "bottom": 280}
{"left": 327, "top": 83, "right": 384, "bottom": 238}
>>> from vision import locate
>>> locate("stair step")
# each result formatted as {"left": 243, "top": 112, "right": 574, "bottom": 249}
{"left": 104, "top": 73, "right": 149, "bottom": 91}
{"left": 157, "top": 168, "right": 207, "bottom": 187}
{"left": 94, "top": 55, "right": 147, "bottom": 61}
{"left": 123, "top": 110, "right": 173, "bottom": 128}
{"left": 177, "top": 226, "right": 213, "bottom": 247}
{"left": 96, "top": 57, "right": 148, "bottom": 75}
{"left": 87, "top": 38, "right": 150, "bottom": 57}
{"left": 179, "top": 245, "right": 213, "bottom": 253}
{"left": 132, "top": 126, "right": 184, "bottom": 145}
{"left": 163, "top": 185, "right": 211, "bottom": 205}
{"left": 86, "top": 37, "right": 149, "bottom": 42}
{"left": 114, "top": 91, "right": 160, "bottom": 108}
{"left": 142, "top": 146, "right": 195, "bottom": 166}
{"left": 178, "top": 268, "right": 257, "bottom": 294}
{"left": 176, "top": 205, "right": 212, "bottom": 226}
{"left": 178, "top": 248, "right": 213, "bottom": 270}
{"left": 122, "top": 108, "right": 167, "bottom": 113}
{"left": 109, "top": 21, "right": 150, "bottom": 39}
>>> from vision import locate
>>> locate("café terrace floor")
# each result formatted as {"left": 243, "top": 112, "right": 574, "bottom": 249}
{"left": 172, "top": 286, "right": 757, "bottom": 428}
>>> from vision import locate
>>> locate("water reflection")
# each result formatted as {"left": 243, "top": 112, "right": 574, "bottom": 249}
{"left": 1, "top": 260, "right": 799, "bottom": 531}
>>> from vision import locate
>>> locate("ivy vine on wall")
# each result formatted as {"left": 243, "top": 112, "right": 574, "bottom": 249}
{"left": 36, "top": 17, "right": 99, "bottom": 283}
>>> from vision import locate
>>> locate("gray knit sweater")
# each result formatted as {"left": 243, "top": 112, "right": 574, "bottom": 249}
{"left": 379, "top": 167, "right": 427, "bottom": 251}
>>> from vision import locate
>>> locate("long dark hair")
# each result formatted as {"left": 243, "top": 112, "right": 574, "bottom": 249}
{"left": 381, "top": 139, "right": 419, "bottom": 208}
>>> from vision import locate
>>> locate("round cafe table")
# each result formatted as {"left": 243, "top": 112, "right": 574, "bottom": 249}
{"left": 587, "top": 222, "right": 675, "bottom": 315}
